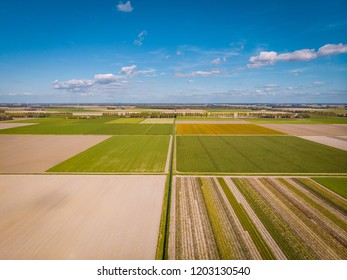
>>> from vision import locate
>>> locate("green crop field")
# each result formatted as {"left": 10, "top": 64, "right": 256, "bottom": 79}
{"left": 312, "top": 178, "right": 347, "bottom": 199}
{"left": 106, "top": 118, "right": 144, "bottom": 124}
{"left": 176, "top": 136, "right": 347, "bottom": 173}
{"left": 0, "top": 118, "right": 173, "bottom": 135}
{"left": 48, "top": 135, "right": 170, "bottom": 172}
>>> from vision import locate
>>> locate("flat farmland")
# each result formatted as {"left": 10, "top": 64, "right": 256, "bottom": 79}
{"left": 248, "top": 118, "right": 347, "bottom": 124}
{"left": 0, "top": 135, "right": 110, "bottom": 173}
{"left": 0, "top": 122, "right": 37, "bottom": 130}
{"left": 0, "top": 175, "right": 165, "bottom": 259}
{"left": 299, "top": 136, "right": 347, "bottom": 151}
{"left": 312, "top": 178, "right": 347, "bottom": 199}
{"left": 176, "top": 136, "right": 347, "bottom": 173}
{"left": 170, "top": 176, "right": 347, "bottom": 260}
{"left": 48, "top": 135, "right": 170, "bottom": 173}
{"left": 106, "top": 118, "right": 144, "bottom": 124}
{"left": 258, "top": 124, "right": 347, "bottom": 136}
{"left": 141, "top": 118, "right": 174, "bottom": 124}
{"left": 176, "top": 124, "right": 283, "bottom": 135}
{"left": 175, "top": 120, "right": 249, "bottom": 124}
{"left": 0, "top": 118, "right": 173, "bottom": 135}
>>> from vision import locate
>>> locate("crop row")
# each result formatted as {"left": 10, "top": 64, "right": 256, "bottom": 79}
{"left": 170, "top": 176, "right": 347, "bottom": 259}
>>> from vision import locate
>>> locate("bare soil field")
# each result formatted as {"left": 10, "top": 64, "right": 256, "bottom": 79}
{"left": 141, "top": 118, "right": 174, "bottom": 124}
{"left": 0, "top": 135, "right": 110, "bottom": 173}
{"left": 258, "top": 124, "right": 347, "bottom": 136}
{"left": 0, "top": 175, "right": 165, "bottom": 259}
{"left": 300, "top": 136, "right": 347, "bottom": 151}
{"left": 0, "top": 123, "right": 37, "bottom": 130}
{"left": 176, "top": 120, "right": 249, "bottom": 124}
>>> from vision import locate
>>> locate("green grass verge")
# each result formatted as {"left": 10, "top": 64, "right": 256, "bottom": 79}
{"left": 312, "top": 178, "right": 347, "bottom": 199}
{"left": 48, "top": 135, "right": 170, "bottom": 172}
{"left": 155, "top": 120, "right": 175, "bottom": 259}
{"left": 0, "top": 118, "right": 173, "bottom": 135}
{"left": 217, "top": 178, "right": 275, "bottom": 259}
{"left": 176, "top": 136, "right": 347, "bottom": 173}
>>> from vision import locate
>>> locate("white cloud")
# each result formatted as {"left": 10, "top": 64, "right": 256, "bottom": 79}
{"left": 248, "top": 49, "right": 316, "bottom": 68}
{"left": 120, "top": 64, "right": 137, "bottom": 75}
{"left": 176, "top": 50, "right": 182, "bottom": 56}
{"left": 94, "top": 74, "right": 125, "bottom": 84}
{"left": 248, "top": 43, "right": 347, "bottom": 68}
{"left": 317, "top": 43, "right": 347, "bottom": 56}
{"left": 52, "top": 79, "right": 95, "bottom": 92}
{"left": 211, "top": 58, "right": 221, "bottom": 64}
{"left": 134, "top": 30, "right": 147, "bottom": 46}
{"left": 54, "top": 65, "right": 158, "bottom": 93}
{"left": 136, "top": 69, "right": 157, "bottom": 76}
{"left": 117, "top": 1, "right": 133, "bottom": 12}
{"left": 211, "top": 57, "right": 227, "bottom": 64}
{"left": 276, "top": 49, "right": 317, "bottom": 61}
{"left": 290, "top": 69, "right": 303, "bottom": 76}
{"left": 176, "top": 69, "right": 220, "bottom": 78}
{"left": 312, "top": 81, "right": 326, "bottom": 86}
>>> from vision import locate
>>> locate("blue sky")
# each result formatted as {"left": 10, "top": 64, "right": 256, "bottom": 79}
{"left": 0, "top": 0, "right": 347, "bottom": 103}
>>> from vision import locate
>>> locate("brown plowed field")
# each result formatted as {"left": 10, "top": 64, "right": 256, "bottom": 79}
{"left": 0, "top": 135, "right": 110, "bottom": 172}
{"left": 0, "top": 175, "right": 165, "bottom": 259}
{"left": 258, "top": 124, "right": 347, "bottom": 136}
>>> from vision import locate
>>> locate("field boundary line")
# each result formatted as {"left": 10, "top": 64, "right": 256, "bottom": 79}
{"left": 165, "top": 136, "right": 173, "bottom": 173}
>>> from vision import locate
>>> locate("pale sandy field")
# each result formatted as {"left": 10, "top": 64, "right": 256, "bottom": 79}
{"left": 258, "top": 124, "right": 347, "bottom": 136}
{"left": 72, "top": 112, "right": 103, "bottom": 116}
{"left": 140, "top": 118, "right": 174, "bottom": 124}
{"left": 0, "top": 175, "right": 166, "bottom": 259}
{"left": 175, "top": 120, "right": 249, "bottom": 124}
{"left": 0, "top": 135, "right": 110, "bottom": 173}
{"left": 299, "top": 136, "right": 347, "bottom": 151}
{"left": 0, "top": 123, "right": 37, "bottom": 130}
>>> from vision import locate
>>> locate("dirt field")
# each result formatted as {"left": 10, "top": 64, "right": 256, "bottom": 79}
{"left": 258, "top": 124, "right": 347, "bottom": 136}
{"left": 0, "top": 123, "right": 37, "bottom": 130}
{"left": 0, "top": 175, "right": 165, "bottom": 259}
{"left": 141, "top": 118, "right": 174, "bottom": 124}
{"left": 0, "top": 135, "right": 110, "bottom": 172}
{"left": 299, "top": 136, "right": 347, "bottom": 151}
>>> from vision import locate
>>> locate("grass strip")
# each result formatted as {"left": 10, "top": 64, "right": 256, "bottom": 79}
{"left": 156, "top": 120, "right": 175, "bottom": 259}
